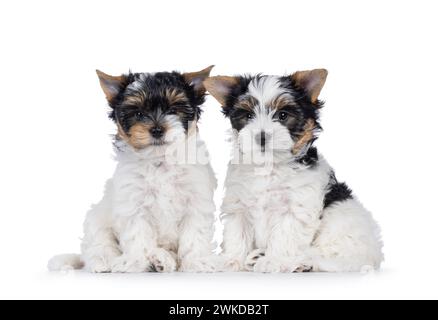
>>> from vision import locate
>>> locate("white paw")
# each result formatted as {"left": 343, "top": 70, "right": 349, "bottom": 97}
{"left": 294, "top": 264, "right": 313, "bottom": 273}
{"left": 86, "top": 258, "right": 112, "bottom": 273}
{"left": 291, "top": 255, "right": 313, "bottom": 273}
{"left": 253, "top": 257, "right": 284, "bottom": 273}
{"left": 220, "top": 256, "right": 245, "bottom": 272}
{"left": 83, "top": 248, "right": 120, "bottom": 273}
{"left": 179, "top": 256, "right": 219, "bottom": 273}
{"left": 148, "top": 249, "right": 177, "bottom": 273}
{"left": 111, "top": 255, "right": 149, "bottom": 273}
{"left": 244, "top": 249, "right": 265, "bottom": 271}
{"left": 90, "top": 262, "right": 111, "bottom": 273}
{"left": 254, "top": 257, "right": 305, "bottom": 273}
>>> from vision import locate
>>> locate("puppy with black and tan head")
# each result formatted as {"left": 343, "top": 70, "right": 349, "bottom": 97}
{"left": 205, "top": 69, "right": 383, "bottom": 272}
{"left": 49, "top": 66, "right": 218, "bottom": 273}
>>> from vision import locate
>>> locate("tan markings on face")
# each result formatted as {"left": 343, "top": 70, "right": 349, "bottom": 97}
{"left": 292, "top": 119, "right": 316, "bottom": 155}
{"left": 124, "top": 91, "right": 146, "bottom": 106}
{"left": 236, "top": 96, "right": 258, "bottom": 111}
{"left": 269, "top": 94, "right": 295, "bottom": 110}
{"left": 165, "top": 89, "right": 187, "bottom": 106}
{"left": 117, "top": 122, "right": 153, "bottom": 149}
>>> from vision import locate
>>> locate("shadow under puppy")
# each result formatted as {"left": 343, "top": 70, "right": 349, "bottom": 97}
{"left": 204, "top": 69, "right": 383, "bottom": 272}
{"left": 49, "top": 66, "right": 218, "bottom": 273}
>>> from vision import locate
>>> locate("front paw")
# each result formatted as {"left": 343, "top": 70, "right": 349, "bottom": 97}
{"left": 253, "top": 257, "right": 285, "bottom": 273}
{"left": 179, "top": 256, "right": 220, "bottom": 273}
{"left": 148, "top": 249, "right": 177, "bottom": 273}
{"left": 244, "top": 249, "right": 265, "bottom": 271}
{"left": 87, "top": 258, "right": 112, "bottom": 273}
{"left": 220, "top": 256, "right": 245, "bottom": 272}
{"left": 253, "top": 256, "right": 311, "bottom": 273}
{"left": 85, "top": 250, "right": 119, "bottom": 273}
{"left": 295, "top": 264, "right": 313, "bottom": 273}
{"left": 111, "top": 255, "right": 149, "bottom": 273}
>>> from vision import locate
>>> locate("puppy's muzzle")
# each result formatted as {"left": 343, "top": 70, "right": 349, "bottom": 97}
{"left": 255, "top": 131, "right": 271, "bottom": 152}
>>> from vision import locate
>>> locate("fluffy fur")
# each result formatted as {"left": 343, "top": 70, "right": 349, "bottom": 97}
{"left": 204, "top": 69, "right": 384, "bottom": 273}
{"left": 49, "top": 67, "right": 218, "bottom": 273}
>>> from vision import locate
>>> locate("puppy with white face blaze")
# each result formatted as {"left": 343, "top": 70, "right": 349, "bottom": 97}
{"left": 48, "top": 66, "right": 219, "bottom": 273}
{"left": 204, "top": 69, "right": 384, "bottom": 273}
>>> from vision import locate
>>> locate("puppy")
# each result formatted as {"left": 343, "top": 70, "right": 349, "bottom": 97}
{"left": 49, "top": 66, "right": 218, "bottom": 273}
{"left": 204, "top": 69, "right": 383, "bottom": 272}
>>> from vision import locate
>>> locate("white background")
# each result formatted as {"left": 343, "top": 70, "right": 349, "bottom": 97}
{"left": 0, "top": 0, "right": 437, "bottom": 300}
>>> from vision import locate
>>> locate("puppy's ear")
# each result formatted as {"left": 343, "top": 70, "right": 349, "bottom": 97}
{"left": 183, "top": 65, "right": 215, "bottom": 97}
{"left": 203, "top": 76, "right": 240, "bottom": 106}
{"left": 96, "top": 70, "right": 127, "bottom": 102}
{"left": 291, "top": 69, "right": 328, "bottom": 103}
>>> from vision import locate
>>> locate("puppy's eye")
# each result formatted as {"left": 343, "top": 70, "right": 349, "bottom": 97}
{"left": 247, "top": 113, "right": 254, "bottom": 120}
{"left": 168, "top": 107, "right": 178, "bottom": 115}
{"left": 279, "top": 112, "right": 288, "bottom": 121}
{"left": 135, "top": 112, "right": 144, "bottom": 120}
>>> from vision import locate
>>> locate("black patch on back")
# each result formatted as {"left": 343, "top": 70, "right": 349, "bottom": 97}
{"left": 324, "top": 172, "right": 353, "bottom": 209}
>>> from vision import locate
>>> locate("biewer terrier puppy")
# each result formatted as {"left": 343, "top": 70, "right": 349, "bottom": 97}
{"left": 204, "top": 69, "right": 383, "bottom": 272}
{"left": 49, "top": 66, "right": 218, "bottom": 273}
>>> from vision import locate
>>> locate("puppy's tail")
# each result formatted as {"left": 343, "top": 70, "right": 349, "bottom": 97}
{"left": 48, "top": 254, "right": 84, "bottom": 271}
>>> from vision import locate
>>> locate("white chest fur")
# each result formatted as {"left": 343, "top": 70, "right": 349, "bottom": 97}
{"left": 223, "top": 159, "right": 331, "bottom": 249}
{"left": 75, "top": 137, "right": 218, "bottom": 273}
{"left": 110, "top": 141, "right": 216, "bottom": 251}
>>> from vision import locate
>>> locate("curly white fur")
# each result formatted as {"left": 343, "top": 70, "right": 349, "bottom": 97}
{"left": 49, "top": 132, "right": 218, "bottom": 273}
{"left": 221, "top": 156, "right": 383, "bottom": 273}
{"left": 220, "top": 76, "right": 383, "bottom": 273}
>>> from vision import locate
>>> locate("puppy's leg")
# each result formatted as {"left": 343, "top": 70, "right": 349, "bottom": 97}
{"left": 311, "top": 199, "right": 384, "bottom": 272}
{"left": 148, "top": 248, "right": 178, "bottom": 273}
{"left": 178, "top": 209, "right": 217, "bottom": 273}
{"left": 244, "top": 249, "right": 265, "bottom": 271}
{"left": 221, "top": 211, "right": 254, "bottom": 271}
{"left": 81, "top": 181, "right": 120, "bottom": 273}
{"left": 111, "top": 216, "right": 177, "bottom": 273}
{"left": 81, "top": 225, "right": 120, "bottom": 273}
{"left": 253, "top": 213, "right": 316, "bottom": 273}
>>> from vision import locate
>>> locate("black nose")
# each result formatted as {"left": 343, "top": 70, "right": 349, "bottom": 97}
{"left": 260, "top": 131, "right": 266, "bottom": 147}
{"left": 150, "top": 126, "right": 164, "bottom": 139}
{"left": 256, "top": 131, "right": 267, "bottom": 147}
